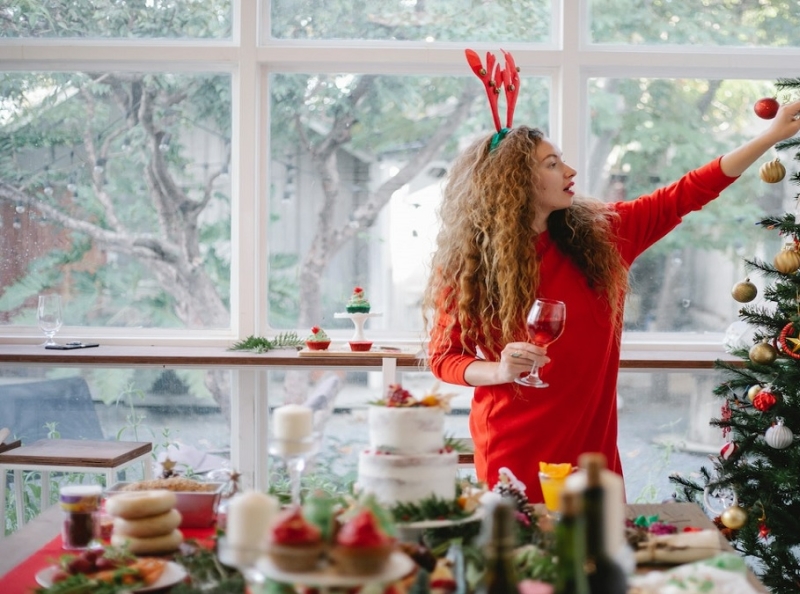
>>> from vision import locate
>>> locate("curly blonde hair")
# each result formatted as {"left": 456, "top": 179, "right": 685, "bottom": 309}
{"left": 423, "top": 126, "right": 628, "bottom": 362}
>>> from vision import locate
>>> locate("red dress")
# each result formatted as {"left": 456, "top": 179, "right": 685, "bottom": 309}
{"left": 428, "top": 158, "right": 737, "bottom": 501}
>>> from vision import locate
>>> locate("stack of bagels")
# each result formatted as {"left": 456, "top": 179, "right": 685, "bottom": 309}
{"left": 106, "top": 490, "right": 183, "bottom": 555}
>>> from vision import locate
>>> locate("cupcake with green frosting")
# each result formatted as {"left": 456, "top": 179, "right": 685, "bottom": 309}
{"left": 305, "top": 326, "right": 331, "bottom": 351}
{"left": 345, "top": 287, "right": 371, "bottom": 313}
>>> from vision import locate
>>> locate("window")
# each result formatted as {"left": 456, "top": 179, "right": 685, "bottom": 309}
{"left": 589, "top": 0, "right": 800, "bottom": 46}
{"left": 0, "top": 1, "right": 232, "bottom": 39}
{"left": 267, "top": 72, "right": 549, "bottom": 330}
{"left": 0, "top": 71, "right": 232, "bottom": 331}
{"left": 269, "top": 0, "right": 552, "bottom": 43}
{"left": 0, "top": 0, "right": 798, "bottom": 344}
{"left": 3, "top": 0, "right": 799, "bottom": 526}
{"left": 0, "top": 0, "right": 797, "bottom": 344}
{"left": 587, "top": 76, "right": 789, "bottom": 333}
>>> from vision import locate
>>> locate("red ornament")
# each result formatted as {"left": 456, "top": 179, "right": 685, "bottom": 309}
{"left": 754, "top": 97, "right": 780, "bottom": 119}
{"left": 720, "top": 441, "right": 738, "bottom": 460}
{"left": 778, "top": 322, "right": 800, "bottom": 360}
{"left": 753, "top": 391, "right": 777, "bottom": 412}
{"left": 759, "top": 522, "right": 770, "bottom": 539}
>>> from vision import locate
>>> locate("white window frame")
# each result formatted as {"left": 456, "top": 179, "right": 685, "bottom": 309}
{"left": 0, "top": 0, "right": 799, "bottom": 363}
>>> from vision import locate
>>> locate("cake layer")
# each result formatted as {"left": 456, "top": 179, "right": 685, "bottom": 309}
{"left": 357, "top": 450, "right": 458, "bottom": 506}
{"left": 367, "top": 406, "right": 444, "bottom": 454}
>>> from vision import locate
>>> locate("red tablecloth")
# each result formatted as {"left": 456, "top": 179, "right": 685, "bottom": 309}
{"left": 0, "top": 527, "right": 216, "bottom": 593}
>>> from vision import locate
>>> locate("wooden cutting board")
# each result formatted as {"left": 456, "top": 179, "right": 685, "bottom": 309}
{"left": 298, "top": 345, "right": 422, "bottom": 358}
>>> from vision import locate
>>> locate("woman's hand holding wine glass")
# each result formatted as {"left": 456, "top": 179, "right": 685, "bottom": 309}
{"left": 514, "top": 298, "right": 566, "bottom": 387}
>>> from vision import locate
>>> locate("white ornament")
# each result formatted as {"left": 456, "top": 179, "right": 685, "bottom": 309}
{"left": 765, "top": 417, "right": 794, "bottom": 449}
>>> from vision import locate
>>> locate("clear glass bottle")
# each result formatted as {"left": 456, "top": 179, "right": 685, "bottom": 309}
{"left": 554, "top": 490, "right": 590, "bottom": 594}
{"left": 476, "top": 499, "right": 519, "bottom": 594}
{"left": 580, "top": 453, "right": 627, "bottom": 594}
{"left": 59, "top": 484, "right": 102, "bottom": 550}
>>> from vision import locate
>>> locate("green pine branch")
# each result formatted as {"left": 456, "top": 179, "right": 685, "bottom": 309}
{"left": 228, "top": 332, "right": 304, "bottom": 353}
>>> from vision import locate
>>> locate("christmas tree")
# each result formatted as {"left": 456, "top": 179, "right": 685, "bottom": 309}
{"left": 671, "top": 79, "right": 800, "bottom": 594}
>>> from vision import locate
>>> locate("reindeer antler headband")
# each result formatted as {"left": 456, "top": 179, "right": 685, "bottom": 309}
{"left": 465, "top": 48, "right": 520, "bottom": 151}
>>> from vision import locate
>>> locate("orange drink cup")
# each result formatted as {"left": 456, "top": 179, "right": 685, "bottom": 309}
{"left": 538, "top": 462, "right": 574, "bottom": 513}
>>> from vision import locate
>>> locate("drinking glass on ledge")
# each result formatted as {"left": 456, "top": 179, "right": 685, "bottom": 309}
{"left": 37, "top": 294, "right": 63, "bottom": 347}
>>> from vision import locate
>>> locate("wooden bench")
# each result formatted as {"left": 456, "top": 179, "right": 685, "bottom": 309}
{"left": 0, "top": 439, "right": 153, "bottom": 538}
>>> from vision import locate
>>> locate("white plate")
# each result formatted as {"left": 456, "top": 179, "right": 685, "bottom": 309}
{"left": 396, "top": 507, "right": 484, "bottom": 530}
{"left": 36, "top": 560, "right": 187, "bottom": 592}
{"left": 258, "top": 551, "right": 414, "bottom": 587}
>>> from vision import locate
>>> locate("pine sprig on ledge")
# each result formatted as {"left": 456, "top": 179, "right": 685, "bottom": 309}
{"left": 228, "top": 332, "right": 304, "bottom": 353}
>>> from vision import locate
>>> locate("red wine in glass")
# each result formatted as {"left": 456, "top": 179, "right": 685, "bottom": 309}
{"left": 515, "top": 298, "right": 566, "bottom": 387}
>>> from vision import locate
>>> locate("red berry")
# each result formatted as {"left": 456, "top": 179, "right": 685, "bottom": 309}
{"left": 311, "top": 326, "right": 320, "bottom": 333}
{"left": 754, "top": 97, "right": 779, "bottom": 120}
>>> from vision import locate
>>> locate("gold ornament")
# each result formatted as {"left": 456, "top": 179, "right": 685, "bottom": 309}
{"left": 720, "top": 505, "right": 748, "bottom": 530}
{"left": 773, "top": 245, "right": 800, "bottom": 274}
{"left": 731, "top": 278, "right": 757, "bottom": 303}
{"left": 759, "top": 159, "right": 786, "bottom": 183}
{"left": 746, "top": 385, "right": 763, "bottom": 402}
{"left": 749, "top": 341, "right": 778, "bottom": 365}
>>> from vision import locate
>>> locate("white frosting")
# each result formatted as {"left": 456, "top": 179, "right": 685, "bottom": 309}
{"left": 358, "top": 404, "right": 457, "bottom": 507}
{"left": 367, "top": 406, "right": 444, "bottom": 454}
{"left": 357, "top": 450, "right": 458, "bottom": 506}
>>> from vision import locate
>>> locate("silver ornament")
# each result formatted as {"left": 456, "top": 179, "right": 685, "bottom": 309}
{"left": 765, "top": 417, "right": 793, "bottom": 449}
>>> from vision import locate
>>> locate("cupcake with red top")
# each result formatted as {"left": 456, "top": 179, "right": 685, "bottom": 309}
{"left": 305, "top": 326, "right": 331, "bottom": 351}
{"left": 265, "top": 505, "right": 324, "bottom": 572}
{"left": 345, "top": 286, "right": 371, "bottom": 313}
{"left": 330, "top": 508, "right": 395, "bottom": 575}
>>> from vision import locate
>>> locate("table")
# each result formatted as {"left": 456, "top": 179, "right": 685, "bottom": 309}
{"left": 0, "top": 440, "right": 152, "bottom": 539}
{"left": 0, "top": 502, "right": 768, "bottom": 592}
{"left": 629, "top": 502, "right": 768, "bottom": 593}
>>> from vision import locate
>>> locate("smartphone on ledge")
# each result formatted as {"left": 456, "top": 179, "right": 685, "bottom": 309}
{"left": 45, "top": 342, "right": 100, "bottom": 350}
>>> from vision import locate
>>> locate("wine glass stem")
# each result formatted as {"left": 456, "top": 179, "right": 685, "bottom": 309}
{"left": 528, "top": 363, "right": 542, "bottom": 380}
{"left": 289, "top": 457, "right": 306, "bottom": 506}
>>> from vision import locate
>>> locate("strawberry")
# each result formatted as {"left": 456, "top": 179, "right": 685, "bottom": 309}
{"left": 386, "top": 384, "right": 413, "bottom": 406}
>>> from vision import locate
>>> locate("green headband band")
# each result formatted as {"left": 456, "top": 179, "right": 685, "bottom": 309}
{"left": 490, "top": 128, "right": 510, "bottom": 152}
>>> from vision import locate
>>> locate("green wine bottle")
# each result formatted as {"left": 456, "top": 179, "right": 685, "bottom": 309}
{"left": 581, "top": 453, "right": 627, "bottom": 594}
{"left": 476, "top": 499, "right": 520, "bottom": 594}
{"left": 554, "top": 490, "right": 589, "bottom": 594}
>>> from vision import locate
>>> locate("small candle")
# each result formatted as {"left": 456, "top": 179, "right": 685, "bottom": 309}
{"left": 273, "top": 404, "right": 314, "bottom": 455}
{"left": 225, "top": 490, "right": 278, "bottom": 565}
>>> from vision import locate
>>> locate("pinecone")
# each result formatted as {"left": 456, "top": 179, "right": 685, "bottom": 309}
{"left": 493, "top": 481, "right": 535, "bottom": 524}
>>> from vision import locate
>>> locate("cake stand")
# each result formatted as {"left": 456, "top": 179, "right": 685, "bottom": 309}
{"left": 257, "top": 551, "right": 414, "bottom": 592}
{"left": 334, "top": 312, "right": 382, "bottom": 342}
{"left": 395, "top": 508, "right": 485, "bottom": 542}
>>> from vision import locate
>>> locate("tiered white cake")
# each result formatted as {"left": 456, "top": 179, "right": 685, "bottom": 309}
{"left": 357, "top": 404, "right": 459, "bottom": 506}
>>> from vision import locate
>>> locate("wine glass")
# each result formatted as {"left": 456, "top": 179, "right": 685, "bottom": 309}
{"left": 268, "top": 433, "right": 320, "bottom": 506}
{"left": 37, "top": 294, "right": 63, "bottom": 346}
{"left": 515, "top": 298, "right": 566, "bottom": 387}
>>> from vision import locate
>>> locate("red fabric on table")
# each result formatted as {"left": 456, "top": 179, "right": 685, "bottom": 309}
{"left": 0, "top": 527, "right": 216, "bottom": 593}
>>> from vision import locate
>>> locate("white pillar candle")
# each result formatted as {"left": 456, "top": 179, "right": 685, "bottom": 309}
{"left": 273, "top": 404, "right": 313, "bottom": 440}
{"left": 224, "top": 490, "right": 278, "bottom": 565}
{"left": 272, "top": 404, "right": 315, "bottom": 455}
